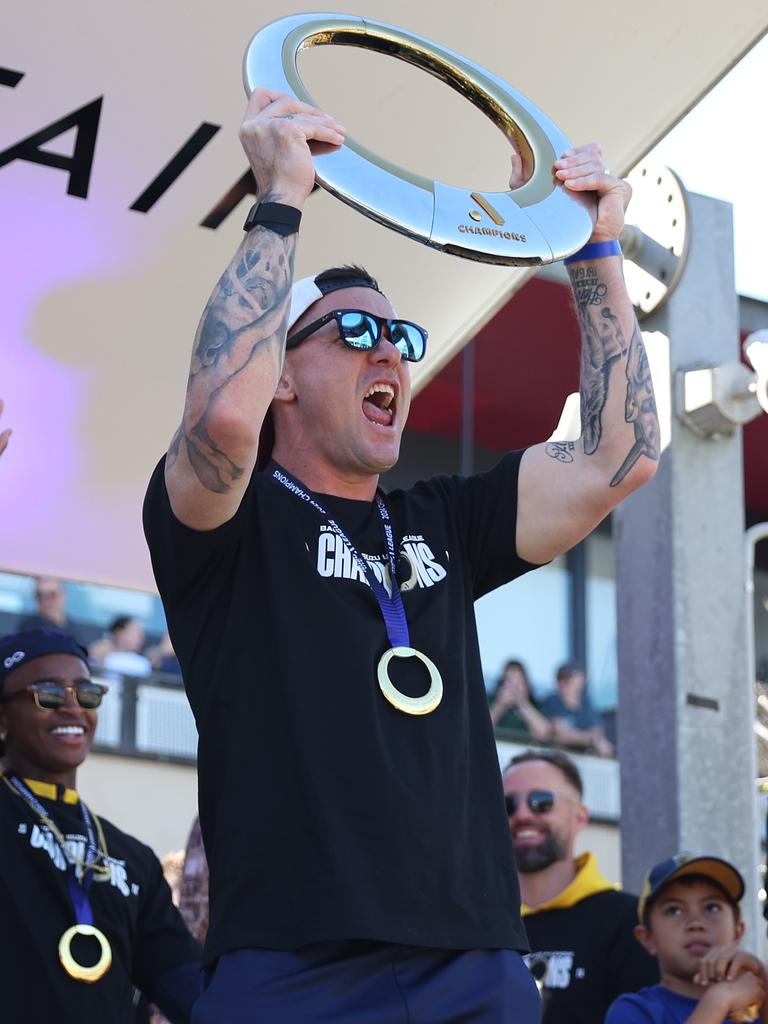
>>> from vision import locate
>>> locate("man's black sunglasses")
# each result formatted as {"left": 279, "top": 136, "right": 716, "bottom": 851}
{"left": 504, "top": 789, "right": 566, "bottom": 817}
{"left": 286, "top": 309, "right": 428, "bottom": 363}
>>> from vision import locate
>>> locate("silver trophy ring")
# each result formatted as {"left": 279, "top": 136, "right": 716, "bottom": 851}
{"left": 243, "top": 14, "right": 595, "bottom": 266}
{"left": 377, "top": 646, "right": 443, "bottom": 715}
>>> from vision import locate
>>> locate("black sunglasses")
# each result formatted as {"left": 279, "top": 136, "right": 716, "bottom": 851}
{"left": 1, "top": 680, "right": 108, "bottom": 711}
{"left": 286, "top": 309, "right": 428, "bottom": 363}
{"left": 505, "top": 789, "right": 559, "bottom": 817}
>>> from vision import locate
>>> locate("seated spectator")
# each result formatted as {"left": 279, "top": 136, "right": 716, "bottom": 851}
{"left": 541, "top": 663, "right": 614, "bottom": 757}
{"left": 0, "top": 629, "right": 201, "bottom": 1022}
{"left": 502, "top": 749, "right": 658, "bottom": 1024}
{"left": 90, "top": 616, "right": 152, "bottom": 678}
{"left": 606, "top": 853, "right": 765, "bottom": 1024}
{"left": 145, "top": 633, "right": 182, "bottom": 678}
{"left": 489, "top": 660, "right": 552, "bottom": 741}
{"left": 18, "top": 577, "right": 88, "bottom": 647}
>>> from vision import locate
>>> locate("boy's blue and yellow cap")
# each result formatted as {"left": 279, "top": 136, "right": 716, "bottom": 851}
{"left": 638, "top": 852, "right": 744, "bottom": 922}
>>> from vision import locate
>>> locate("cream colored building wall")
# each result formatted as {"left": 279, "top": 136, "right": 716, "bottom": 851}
{"left": 576, "top": 821, "right": 622, "bottom": 887}
{"left": 78, "top": 752, "right": 198, "bottom": 859}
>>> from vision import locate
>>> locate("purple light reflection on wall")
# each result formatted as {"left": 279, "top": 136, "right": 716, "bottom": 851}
{"left": 1, "top": 186, "right": 140, "bottom": 561}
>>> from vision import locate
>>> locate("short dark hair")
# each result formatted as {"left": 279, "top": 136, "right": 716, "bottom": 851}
{"left": 556, "top": 663, "right": 584, "bottom": 683}
{"left": 643, "top": 872, "right": 742, "bottom": 929}
{"left": 108, "top": 615, "right": 136, "bottom": 635}
{"left": 314, "top": 264, "right": 383, "bottom": 295}
{"left": 503, "top": 748, "right": 584, "bottom": 797}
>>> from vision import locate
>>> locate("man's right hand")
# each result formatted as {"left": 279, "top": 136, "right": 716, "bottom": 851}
{"left": 239, "top": 88, "right": 346, "bottom": 208}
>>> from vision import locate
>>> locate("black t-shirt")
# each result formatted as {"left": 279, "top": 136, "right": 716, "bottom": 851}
{"left": 524, "top": 890, "right": 660, "bottom": 1024}
{"left": 143, "top": 452, "right": 537, "bottom": 963}
{"left": 0, "top": 779, "right": 201, "bottom": 1022}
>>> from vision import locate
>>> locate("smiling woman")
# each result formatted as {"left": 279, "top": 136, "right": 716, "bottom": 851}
{"left": 0, "top": 628, "right": 201, "bottom": 1023}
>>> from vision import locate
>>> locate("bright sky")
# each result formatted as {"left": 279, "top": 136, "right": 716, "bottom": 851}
{"left": 649, "top": 33, "right": 767, "bottom": 301}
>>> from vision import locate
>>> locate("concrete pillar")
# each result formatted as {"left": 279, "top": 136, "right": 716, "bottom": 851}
{"left": 614, "top": 192, "right": 761, "bottom": 947}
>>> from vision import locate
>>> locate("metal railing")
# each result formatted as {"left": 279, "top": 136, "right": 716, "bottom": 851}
{"left": 92, "top": 671, "right": 197, "bottom": 764}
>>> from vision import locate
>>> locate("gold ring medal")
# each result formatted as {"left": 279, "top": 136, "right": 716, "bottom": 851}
{"left": 59, "top": 924, "right": 113, "bottom": 982}
{"left": 377, "top": 646, "right": 443, "bottom": 715}
{"left": 270, "top": 467, "right": 444, "bottom": 715}
{"left": 3, "top": 774, "right": 113, "bottom": 983}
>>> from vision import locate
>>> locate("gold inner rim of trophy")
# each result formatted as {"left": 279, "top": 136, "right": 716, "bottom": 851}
{"left": 284, "top": 22, "right": 553, "bottom": 206}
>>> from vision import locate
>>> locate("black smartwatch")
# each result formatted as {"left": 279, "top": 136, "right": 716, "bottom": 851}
{"left": 242, "top": 202, "right": 302, "bottom": 236}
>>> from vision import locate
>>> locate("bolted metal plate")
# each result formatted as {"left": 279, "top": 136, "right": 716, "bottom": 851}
{"left": 622, "top": 160, "right": 689, "bottom": 317}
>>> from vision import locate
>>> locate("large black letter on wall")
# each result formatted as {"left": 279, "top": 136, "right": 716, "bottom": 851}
{"left": 0, "top": 97, "right": 103, "bottom": 198}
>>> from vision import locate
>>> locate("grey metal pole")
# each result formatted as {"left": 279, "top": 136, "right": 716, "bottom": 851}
{"left": 614, "top": 192, "right": 761, "bottom": 948}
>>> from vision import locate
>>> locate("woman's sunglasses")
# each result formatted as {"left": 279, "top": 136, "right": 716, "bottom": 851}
{"left": 504, "top": 789, "right": 570, "bottom": 817}
{"left": 1, "top": 680, "right": 108, "bottom": 711}
{"left": 286, "top": 309, "right": 428, "bottom": 363}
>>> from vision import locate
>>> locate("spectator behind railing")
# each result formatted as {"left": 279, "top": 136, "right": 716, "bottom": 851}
{"left": 489, "top": 660, "right": 552, "bottom": 742}
{"left": 145, "top": 633, "right": 182, "bottom": 679}
{"left": 540, "top": 663, "right": 614, "bottom": 757}
{"left": 17, "top": 576, "right": 89, "bottom": 647}
{"left": 502, "top": 749, "right": 658, "bottom": 1024}
{"left": 90, "top": 616, "right": 152, "bottom": 678}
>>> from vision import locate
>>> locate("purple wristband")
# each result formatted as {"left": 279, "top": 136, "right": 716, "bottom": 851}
{"left": 563, "top": 239, "right": 622, "bottom": 265}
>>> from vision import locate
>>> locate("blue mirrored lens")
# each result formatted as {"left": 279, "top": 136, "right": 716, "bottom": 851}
{"left": 339, "top": 311, "right": 377, "bottom": 349}
{"left": 391, "top": 322, "right": 425, "bottom": 362}
{"left": 337, "top": 311, "right": 426, "bottom": 362}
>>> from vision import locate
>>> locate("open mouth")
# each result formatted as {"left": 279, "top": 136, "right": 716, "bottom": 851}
{"left": 362, "top": 383, "right": 396, "bottom": 427}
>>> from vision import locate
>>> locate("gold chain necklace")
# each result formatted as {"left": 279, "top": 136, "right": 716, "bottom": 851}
{"left": 2, "top": 773, "right": 111, "bottom": 877}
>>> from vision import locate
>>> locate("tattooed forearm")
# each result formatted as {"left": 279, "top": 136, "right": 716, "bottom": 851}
{"left": 570, "top": 266, "right": 627, "bottom": 456}
{"left": 545, "top": 441, "right": 575, "bottom": 463}
{"left": 168, "top": 227, "right": 296, "bottom": 489}
{"left": 610, "top": 324, "right": 660, "bottom": 487}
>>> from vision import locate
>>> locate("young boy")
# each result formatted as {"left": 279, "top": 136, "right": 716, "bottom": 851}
{"left": 606, "top": 854, "right": 767, "bottom": 1023}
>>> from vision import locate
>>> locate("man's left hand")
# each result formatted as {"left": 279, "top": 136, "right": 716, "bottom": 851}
{"left": 554, "top": 143, "right": 631, "bottom": 243}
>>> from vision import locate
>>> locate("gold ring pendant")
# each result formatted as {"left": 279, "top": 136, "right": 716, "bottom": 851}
{"left": 58, "top": 924, "right": 112, "bottom": 982}
{"left": 377, "top": 646, "right": 443, "bottom": 715}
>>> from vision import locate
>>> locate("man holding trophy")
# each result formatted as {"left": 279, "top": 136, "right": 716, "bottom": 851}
{"left": 144, "top": 71, "right": 658, "bottom": 1022}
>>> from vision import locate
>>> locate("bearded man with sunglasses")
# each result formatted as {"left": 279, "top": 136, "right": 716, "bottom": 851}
{"left": 0, "top": 629, "right": 202, "bottom": 1022}
{"left": 142, "top": 84, "right": 659, "bottom": 1023}
{"left": 503, "top": 750, "right": 658, "bottom": 1023}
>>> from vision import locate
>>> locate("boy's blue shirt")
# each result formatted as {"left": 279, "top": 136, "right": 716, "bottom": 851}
{"left": 606, "top": 984, "right": 730, "bottom": 1023}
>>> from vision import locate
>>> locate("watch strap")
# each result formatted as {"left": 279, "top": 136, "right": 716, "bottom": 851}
{"left": 243, "top": 202, "right": 302, "bottom": 236}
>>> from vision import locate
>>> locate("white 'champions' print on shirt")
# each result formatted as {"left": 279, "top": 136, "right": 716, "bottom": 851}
{"left": 524, "top": 950, "right": 576, "bottom": 990}
{"left": 17, "top": 821, "right": 140, "bottom": 896}
{"left": 315, "top": 526, "right": 448, "bottom": 595}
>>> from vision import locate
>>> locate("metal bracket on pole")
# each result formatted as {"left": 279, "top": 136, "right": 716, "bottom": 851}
{"left": 675, "top": 331, "right": 768, "bottom": 438}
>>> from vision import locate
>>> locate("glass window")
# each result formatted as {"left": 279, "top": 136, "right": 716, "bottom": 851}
{"left": 586, "top": 530, "right": 618, "bottom": 711}
{"left": 475, "top": 557, "right": 569, "bottom": 699}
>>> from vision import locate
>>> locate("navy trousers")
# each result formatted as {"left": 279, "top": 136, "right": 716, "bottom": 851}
{"left": 191, "top": 940, "right": 541, "bottom": 1023}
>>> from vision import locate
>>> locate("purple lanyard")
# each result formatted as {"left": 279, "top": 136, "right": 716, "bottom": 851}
{"left": 9, "top": 774, "right": 99, "bottom": 926}
{"left": 271, "top": 463, "right": 410, "bottom": 648}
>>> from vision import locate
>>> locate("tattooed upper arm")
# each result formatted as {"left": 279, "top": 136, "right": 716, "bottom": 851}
{"left": 165, "top": 227, "right": 296, "bottom": 528}
{"left": 516, "top": 258, "right": 659, "bottom": 564}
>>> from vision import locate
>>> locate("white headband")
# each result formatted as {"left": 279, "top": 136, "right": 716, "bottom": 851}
{"left": 287, "top": 275, "right": 324, "bottom": 332}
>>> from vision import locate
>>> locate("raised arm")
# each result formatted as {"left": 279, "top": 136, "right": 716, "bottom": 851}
{"left": 516, "top": 146, "right": 660, "bottom": 565}
{"left": 165, "top": 88, "right": 345, "bottom": 530}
